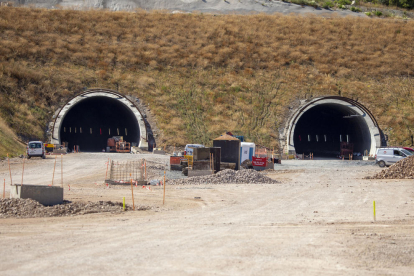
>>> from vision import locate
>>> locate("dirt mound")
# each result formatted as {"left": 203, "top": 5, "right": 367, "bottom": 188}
{"left": 0, "top": 199, "right": 151, "bottom": 218}
{"left": 369, "top": 156, "right": 414, "bottom": 179}
{"left": 167, "top": 169, "right": 278, "bottom": 185}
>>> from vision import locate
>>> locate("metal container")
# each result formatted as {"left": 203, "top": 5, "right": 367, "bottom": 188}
{"left": 213, "top": 134, "right": 241, "bottom": 170}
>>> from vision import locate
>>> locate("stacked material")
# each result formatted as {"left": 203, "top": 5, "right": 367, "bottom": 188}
{"left": 370, "top": 156, "right": 414, "bottom": 179}
{"left": 167, "top": 169, "right": 278, "bottom": 185}
{"left": 0, "top": 199, "right": 150, "bottom": 218}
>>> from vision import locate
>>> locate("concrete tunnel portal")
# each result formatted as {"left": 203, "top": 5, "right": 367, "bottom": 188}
{"left": 50, "top": 89, "right": 148, "bottom": 152}
{"left": 282, "top": 97, "right": 383, "bottom": 158}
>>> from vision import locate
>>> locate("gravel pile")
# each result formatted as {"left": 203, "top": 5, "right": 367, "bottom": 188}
{"left": 369, "top": 156, "right": 414, "bottom": 179}
{"left": 0, "top": 199, "right": 150, "bottom": 218}
{"left": 167, "top": 169, "right": 278, "bottom": 185}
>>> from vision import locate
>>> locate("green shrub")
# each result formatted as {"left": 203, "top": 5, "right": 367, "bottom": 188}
{"left": 291, "top": 0, "right": 319, "bottom": 7}
{"left": 336, "top": 0, "right": 351, "bottom": 5}
{"left": 350, "top": 6, "right": 362, "bottom": 11}
{"left": 375, "top": 10, "right": 383, "bottom": 16}
{"left": 322, "top": 0, "right": 335, "bottom": 8}
{"left": 366, "top": 0, "right": 414, "bottom": 9}
{"left": 291, "top": 0, "right": 306, "bottom": 5}
{"left": 365, "top": 11, "right": 372, "bottom": 16}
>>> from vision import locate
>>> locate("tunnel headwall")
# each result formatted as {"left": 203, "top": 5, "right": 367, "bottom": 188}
{"left": 280, "top": 96, "right": 383, "bottom": 157}
{"left": 49, "top": 89, "right": 148, "bottom": 151}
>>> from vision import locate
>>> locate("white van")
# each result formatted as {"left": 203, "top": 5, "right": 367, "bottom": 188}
{"left": 375, "top": 147, "right": 412, "bottom": 167}
{"left": 184, "top": 144, "right": 205, "bottom": 156}
{"left": 27, "top": 141, "right": 46, "bottom": 159}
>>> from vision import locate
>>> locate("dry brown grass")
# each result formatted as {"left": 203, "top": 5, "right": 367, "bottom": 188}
{"left": 0, "top": 7, "right": 413, "bottom": 154}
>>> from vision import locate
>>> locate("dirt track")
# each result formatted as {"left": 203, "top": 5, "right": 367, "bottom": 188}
{"left": 0, "top": 153, "right": 413, "bottom": 275}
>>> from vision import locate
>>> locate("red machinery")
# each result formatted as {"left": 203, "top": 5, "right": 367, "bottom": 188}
{"left": 340, "top": 142, "right": 354, "bottom": 159}
{"left": 107, "top": 136, "right": 130, "bottom": 153}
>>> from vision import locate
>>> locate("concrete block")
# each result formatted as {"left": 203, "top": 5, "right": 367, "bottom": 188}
{"left": 10, "top": 184, "right": 63, "bottom": 206}
{"left": 193, "top": 148, "right": 210, "bottom": 161}
{"left": 193, "top": 160, "right": 211, "bottom": 171}
{"left": 188, "top": 170, "right": 213, "bottom": 177}
{"left": 52, "top": 148, "right": 67, "bottom": 154}
{"left": 153, "top": 150, "right": 166, "bottom": 155}
{"left": 170, "top": 164, "right": 182, "bottom": 171}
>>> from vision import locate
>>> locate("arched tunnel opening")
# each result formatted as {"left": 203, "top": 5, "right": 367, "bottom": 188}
{"left": 293, "top": 103, "right": 372, "bottom": 158}
{"left": 59, "top": 96, "right": 140, "bottom": 152}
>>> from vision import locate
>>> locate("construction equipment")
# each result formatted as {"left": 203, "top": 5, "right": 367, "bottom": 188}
{"left": 116, "top": 141, "right": 131, "bottom": 153}
{"left": 340, "top": 142, "right": 354, "bottom": 159}
{"left": 107, "top": 136, "right": 130, "bottom": 153}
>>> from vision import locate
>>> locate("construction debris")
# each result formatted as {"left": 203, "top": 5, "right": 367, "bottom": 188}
{"left": 368, "top": 156, "right": 414, "bottom": 179}
{"left": 167, "top": 169, "right": 278, "bottom": 185}
{"left": 0, "top": 198, "right": 151, "bottom": 218}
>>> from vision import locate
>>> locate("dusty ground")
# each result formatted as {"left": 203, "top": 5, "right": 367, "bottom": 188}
{"left": 0, "top": 153, "right": 413, "bottom": 275}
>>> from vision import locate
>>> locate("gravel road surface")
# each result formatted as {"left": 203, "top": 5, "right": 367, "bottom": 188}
{"left": 0, "top": 154, "right": 413, "bottom": 275}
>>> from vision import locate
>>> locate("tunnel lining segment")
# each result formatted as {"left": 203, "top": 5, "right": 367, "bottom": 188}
{"left": 51, "top": 88, "right": 148, "bottom": 149}
{"left": 283, "top": 97, "right": 381, "bottom": 156}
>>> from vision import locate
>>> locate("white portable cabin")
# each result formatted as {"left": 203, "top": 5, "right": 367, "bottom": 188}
{"left": 240, "top": 142, "right": 255, "bottom": 163}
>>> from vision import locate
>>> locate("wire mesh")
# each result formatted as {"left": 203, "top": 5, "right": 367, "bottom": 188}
{"left": 108, "top": 159, "right": 144, "bottom": 182}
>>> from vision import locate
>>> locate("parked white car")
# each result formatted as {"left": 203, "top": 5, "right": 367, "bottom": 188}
{"left": 375, "top": 147, "right": 412, "bottom": 167}
{"left": 27, "top": 141, "right": 46, "bottom": 159}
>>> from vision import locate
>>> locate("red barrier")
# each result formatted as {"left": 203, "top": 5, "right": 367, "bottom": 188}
{"left": 252, "top": 157, "right": 267, "bottom": 167}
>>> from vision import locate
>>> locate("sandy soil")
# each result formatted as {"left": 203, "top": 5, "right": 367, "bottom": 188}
{"left": 0, "top": 153, "right": 413, "bottom": 275}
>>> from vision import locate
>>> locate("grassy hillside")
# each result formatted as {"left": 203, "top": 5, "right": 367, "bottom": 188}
{"left": 0, "top": 7, "right": 413, "bottom": 155}
{"left": 0, "top": 116, "right": 26, "bottom": 158}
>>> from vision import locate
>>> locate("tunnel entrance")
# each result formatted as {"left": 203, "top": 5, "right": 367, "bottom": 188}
{"left": 293, "top": 103, "right": 371, "bottom": 157}
{"left": 282, "top": 97, "right": 382, "bottom": 158}
{"left": 50, "top": 89, "right": 149, "bottom": 151}
{"left": 60, "top": 97, "right": 139, "bottom": 152}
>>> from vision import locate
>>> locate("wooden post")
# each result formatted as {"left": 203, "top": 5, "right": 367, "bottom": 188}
{"left": 210, "top": 153, "right": 213, "bottom": 174}
{"left": 61, "top": 154, "right": 63, "bottom": 188}
{"left": 74, "top": 145, "right": 76, "bottom": 153}
{"left": 3, "top": 179, "right": 5, "bottom": 199}
{"left": 51, "top": 155, "right": 57, "bottom": 186}
{"left": 21, "top": 156, "right": 25, "bottom": 186}
{"left": 373, "top": 201, "right": 376, "bottom": 222}
{"left": 7, "top": 153, "right": 12, "bottom": 185}
{"left": 130, "top": 174, "right": 135, "bottom": 211}
{"left": 105, "top": 158, "right": 109, "bottom": 181}
{"left": 145, "top": 161, "right": 147, "bottom": 180}
{"left": 163, "top": 170, "right": 166, "bottom": 205}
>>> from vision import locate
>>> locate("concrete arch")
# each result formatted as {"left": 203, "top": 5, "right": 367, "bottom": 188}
{"left": 50, "top": 88, "right": 148, "bottom": 150}
{"left": 280, "top": 96, "right": 382, "bottom": 157}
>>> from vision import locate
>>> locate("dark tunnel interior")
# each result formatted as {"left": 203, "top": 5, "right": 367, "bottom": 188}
{"left": 293, "top": 103, "right": 371, "bottom": 158}
{"left": 60, "top": 97, "right": 140, "bottom": 152}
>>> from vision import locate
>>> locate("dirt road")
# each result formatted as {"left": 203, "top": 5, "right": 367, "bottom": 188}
{"left": 0, "top": 154, "right": 413, "bottom": 275}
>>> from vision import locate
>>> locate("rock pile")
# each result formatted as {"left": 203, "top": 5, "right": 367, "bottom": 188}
{"left": 369, "top": 156, "right": 414, "bottom": 179}
{"left": 167, "top": 169, "right": 278, "bottom": 185}
{"left": 0, "top": 199, "right": 150, "bottom": 218}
